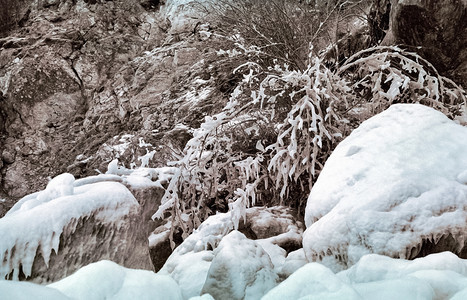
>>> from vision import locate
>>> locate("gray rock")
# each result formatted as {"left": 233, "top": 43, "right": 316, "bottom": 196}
{"left": 383, "top": 0, "right": 467, "bottom": 87}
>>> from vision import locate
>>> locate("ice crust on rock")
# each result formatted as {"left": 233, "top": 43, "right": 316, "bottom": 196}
{"left": 0, "top": 173, "right": 139, "bottom": 280}
{"left": 303, "top": 104, "right": 467, "bottom": 270}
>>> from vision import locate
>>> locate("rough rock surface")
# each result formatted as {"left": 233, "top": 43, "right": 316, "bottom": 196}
{"left": 303, "top": 104, "right": 467, "bottom": 271}
{"left": 0, "top": 173, "right": 153, "bottom": 283}
{"left": 383, "top": 0, "right": 467, "bottom": 87}
{"left": 0, "top": 0, "right": 223, "bottom": 202}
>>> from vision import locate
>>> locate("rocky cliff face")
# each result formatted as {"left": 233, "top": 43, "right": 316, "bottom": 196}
{"left": 0, "top": 0, "right": 225, "bottom": 207}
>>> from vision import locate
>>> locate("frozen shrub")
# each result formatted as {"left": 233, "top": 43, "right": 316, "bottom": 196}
{"left": 154, "top": 18, "right": 466, "bottom": 243}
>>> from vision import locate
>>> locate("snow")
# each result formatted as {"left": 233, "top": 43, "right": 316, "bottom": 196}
{"left": 0, "top": 174, "right": 139, "bottom": 280}
{"left": 158, "top": 212, "right": 234, "bottom": 299}
{"left": 89, "top": 160, "right": 176, "bottom": 189}
{"left": 4, "top": 252, "right": 467, "bottom": 300}
{"left": 264, "top": 252, "right": 467, "bottom": 300}
{"left": 158, "top": 208, "right": 297, "bottom": 299}
{"left": 49, "top": 260, "right": 183, "bottom": 300}
{"left": 201, "top": 231, "right": 277, "bottom": 300}
{"left": 263, "top": 262, "right": 360, "bottom": 300}
{"left": 303, "top": 104, "right": 467, "bottom": 270}
{"left": 0, "top": 260, "right": 183, "bottom": 300}
{"left": 188, "top": 295, "right": 215, "bottom": 300}
{"left": 0, "top": 280, "right": 72, "bottom": 300}
{"left": 280, "top": 249, "right": 308, "bottom": 278}
{"left": 6, "top": 173, "right": 74, "bottom": 215}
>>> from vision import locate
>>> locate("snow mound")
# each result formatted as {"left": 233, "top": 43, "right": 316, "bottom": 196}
{"left": 0, "top": 280, "right": 71, "bottom": 300}
{"left": 264, "top": 252, "right": 467, "bottom": 300}
{"left": 0, "top": 260, "right": 183, "bottom": 300}
{"left": 201, "top": 231, "right": 278, "bottom": 300}
{"left": 303, "top": 104, "right": 467, "bottom": 270}
{"left": 6, "top": 173, "right": 75, "bottom": 215}
{"left": 49, "top": 260, "right": 183, "bottom": 300}
{"left": 0, "top": 174, "right": 139, "bottom": 280}
{"left": 158, "top": 212, "right": 233, "bottom": 299}
{"left": 262, "top": 262, "right": 360, "bottom": 300}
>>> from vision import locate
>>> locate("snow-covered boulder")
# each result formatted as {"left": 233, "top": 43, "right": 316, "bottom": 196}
{"left": 263, "top": 252, "right": 467, "bottom": 300}
{"left": 201, "top": 231, "right": 278, "bottom": 300}
{"left": 303, "top": 104, "right": 467, "bottom": 271}
{"left": 0, "top": 173, "right": 153, "bottom": 283}
{"left": 159, "top": 206, "right": 303, "bottom": 299}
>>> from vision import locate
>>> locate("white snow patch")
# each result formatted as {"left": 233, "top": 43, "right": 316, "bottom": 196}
{"left": 280, "top": 248, "right": 308, "bottom": 278}
{"left": 159, "top": 250, "right": 214, "bottom": 299}
{"left": 263, "top": 262, "right": 360, "bottom": 300}
{"left": 303, "top": 104, "right": 467, "bottom": 269}
{"left": 158, "top": 212, "right": 234, "bottom": 298}
{"left": 6, "top": 173, "right": 75, "bottom": 215}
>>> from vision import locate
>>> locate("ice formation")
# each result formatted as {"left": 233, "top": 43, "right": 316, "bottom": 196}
{"left": 303, "top": 104, "right": 467, "bottom": 270}
{"left": 0, "top": 173, "right": 139, "bottom": 280}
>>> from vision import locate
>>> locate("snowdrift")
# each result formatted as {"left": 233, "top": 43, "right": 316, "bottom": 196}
{"left": 263, "top": 251, "right": 467, "bottom": 300}
{"left": 0, "top": 260, "right": 183, "bottom": 300}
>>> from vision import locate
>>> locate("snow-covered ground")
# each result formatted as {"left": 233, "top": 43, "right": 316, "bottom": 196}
{"left": 2, "top": 252, "right": 467, "bottom": 299}
{"left": 2, "top": 103, "right": 467, "bottom": 299}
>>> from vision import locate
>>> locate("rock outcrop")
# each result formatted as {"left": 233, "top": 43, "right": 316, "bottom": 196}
{"left": 0, "top": 0, "right": 220, "bottom": 202}
{"left": 383, "top": 0, "right": 467, "bottom": 87}
{"left": 303, "top": 104, "right": 467, "bottom": 271}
